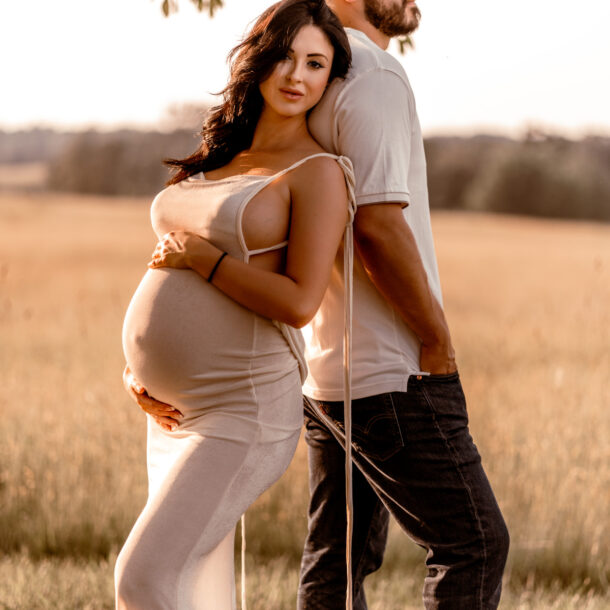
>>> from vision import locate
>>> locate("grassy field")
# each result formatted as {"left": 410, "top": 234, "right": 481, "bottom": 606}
{"left": 0, "top": 192, "right": 608, "bottom": 608}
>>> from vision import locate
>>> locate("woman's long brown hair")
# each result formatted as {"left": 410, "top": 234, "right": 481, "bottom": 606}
{"left": 164, "top": 0, "right": 351, "bottom": 185}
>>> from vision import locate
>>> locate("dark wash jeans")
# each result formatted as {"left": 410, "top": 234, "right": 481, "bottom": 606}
{"left": 297, "top": 373, "right": 509, "bottom": 610}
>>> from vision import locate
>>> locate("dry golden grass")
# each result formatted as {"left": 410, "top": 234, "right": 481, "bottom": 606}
{"left": 432, "top": 213, "right": 610, "bottom": 589}
{"left": 2, "top": 553, "right": 607, "bottom": 610}
{"left": 0, "top": 192, "right": 608, "bottom": 607}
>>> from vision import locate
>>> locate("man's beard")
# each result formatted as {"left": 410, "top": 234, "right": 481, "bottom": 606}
{"left": 363, "top": 0, "right": 421, "bottom": 37}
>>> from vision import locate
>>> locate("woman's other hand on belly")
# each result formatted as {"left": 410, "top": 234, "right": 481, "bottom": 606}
{"left": 123, "top": 365, "right": 183, "bottom": 431}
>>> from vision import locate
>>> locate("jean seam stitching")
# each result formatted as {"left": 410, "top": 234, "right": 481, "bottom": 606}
{"left": 420, "top": 385, "right": 488, "bottom": 610}
{"left": 386, "top": 393, "right": 405, "bottom": 447}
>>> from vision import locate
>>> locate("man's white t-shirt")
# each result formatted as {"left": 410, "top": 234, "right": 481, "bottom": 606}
{"left": 304, "top": 28, "right": 443, "bottom": 401}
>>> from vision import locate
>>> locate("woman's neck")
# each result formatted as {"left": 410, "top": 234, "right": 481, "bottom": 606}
{"left": 249, "top": 108, "right": 311, "bottom": 153}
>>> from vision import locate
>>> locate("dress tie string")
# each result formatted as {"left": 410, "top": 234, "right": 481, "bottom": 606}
{"left": 336, "top": 155, "right": 356, "bottom": 610}
{"left": 239, "top": 154, "right": 357, "bottom": 610}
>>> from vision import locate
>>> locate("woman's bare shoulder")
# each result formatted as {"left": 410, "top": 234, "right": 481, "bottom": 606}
{"left": 289, "top": 153, "right": 348, "bottom": 204}
{"left": 294, "top": 150, "right": 345, "bottom": 179}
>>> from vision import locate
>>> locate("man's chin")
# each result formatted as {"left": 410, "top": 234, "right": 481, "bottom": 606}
{"left": 381, "top": 20, "right": 420, "bottom": 38}
{"left": 402, "top": 6, "right": 422, "bottom": 35}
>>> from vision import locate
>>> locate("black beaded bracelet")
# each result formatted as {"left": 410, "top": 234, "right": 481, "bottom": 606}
{"left": 207, "top": 251, "right": 228, "bottom": 283}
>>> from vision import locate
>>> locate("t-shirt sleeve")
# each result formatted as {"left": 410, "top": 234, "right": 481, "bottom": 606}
{"left": 334, "top": 68, "right": 414, "bottom": 207}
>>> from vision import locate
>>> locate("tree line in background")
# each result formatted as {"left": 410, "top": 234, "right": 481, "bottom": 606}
{"left": 425, "top": 133, "right": 610, "bottom": 221}
{"left": 1, "top": 127, "right": 609, "bottom": 221}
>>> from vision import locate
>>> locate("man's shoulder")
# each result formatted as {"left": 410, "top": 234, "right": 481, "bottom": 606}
{"left": 346, "top": 30, "right": 409, "bottom": 85}
{"left": 308, "top": 30, "right": 415, "bottom": 150}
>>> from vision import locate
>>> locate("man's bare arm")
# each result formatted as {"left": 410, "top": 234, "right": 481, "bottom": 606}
{"left": 353, "top": 203, "right": 457, "bottom": 374}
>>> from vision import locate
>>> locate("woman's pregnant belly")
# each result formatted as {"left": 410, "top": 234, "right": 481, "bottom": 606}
{"left": 122, "top": 268, "right": 296, "bottom": 412}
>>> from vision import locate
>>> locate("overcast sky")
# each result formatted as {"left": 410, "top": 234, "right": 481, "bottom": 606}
{"left": 2, "top": 0, "right": 609, "bottom": 137}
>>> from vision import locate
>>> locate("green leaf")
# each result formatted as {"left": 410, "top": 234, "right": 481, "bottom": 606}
{"left": 397, "top": 36, "right": 414, "bottom": 55}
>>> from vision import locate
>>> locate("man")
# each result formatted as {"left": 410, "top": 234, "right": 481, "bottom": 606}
{"left": 297, "top": 1, "right": 509, "bottom": 608}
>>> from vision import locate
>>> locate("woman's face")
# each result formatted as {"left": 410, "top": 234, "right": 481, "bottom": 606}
{"left": 259, "top": 24, "right": 335, "bottom": 118}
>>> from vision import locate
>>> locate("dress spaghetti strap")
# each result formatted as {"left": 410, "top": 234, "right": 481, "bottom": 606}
{"left": 246, "top": 241, "right": 289, "bottom": 257}
{"left": 267, "top": 151, "right": 344, "bottom": 179}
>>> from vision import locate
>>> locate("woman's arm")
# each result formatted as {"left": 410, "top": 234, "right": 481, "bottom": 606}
{"left": 149, "top": 158, "right": 349, "bottom": 328}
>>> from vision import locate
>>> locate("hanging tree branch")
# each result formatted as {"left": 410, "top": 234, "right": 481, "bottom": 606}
{"left": 160, "top": 0, "right": 224, "bottom": 18}
{"left": 159, "top": 1, "right": 411, "bottom": 54}
{"left": 397, "top": 36, "right": 413, "bottom": 54}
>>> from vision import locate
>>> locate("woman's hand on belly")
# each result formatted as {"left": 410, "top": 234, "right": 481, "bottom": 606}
{"left": 148, "top": 230, "right": 221, "bottom": 279}
{"left": 123, "top": 365, "right": 183, "bottom": 431}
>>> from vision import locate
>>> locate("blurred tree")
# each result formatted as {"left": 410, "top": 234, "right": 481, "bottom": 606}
{"left": 47, "top": 130, "right": 198, "bottom": 196}
{"left": 43, "top": 127, "right": 610, "bottom": 220}
{"left": 463, "top": 135, "right": 610, "bottom": 221}
{"left": 160, "top": 0, "right": 224, "bottom": 17}
{"left": 425, "top": 136, "right": 514, "bottom": 210}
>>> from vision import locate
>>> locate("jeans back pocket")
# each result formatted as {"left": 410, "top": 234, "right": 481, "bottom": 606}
{"left": 320, "top": 393, "right": 405, "bottom": 461}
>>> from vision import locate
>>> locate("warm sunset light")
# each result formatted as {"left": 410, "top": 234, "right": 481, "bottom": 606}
{"left": 1, "top": 2, "right": 608, "bottom": 608}
{"left": 1, "top": 0, "right": 609, "bottom": 136}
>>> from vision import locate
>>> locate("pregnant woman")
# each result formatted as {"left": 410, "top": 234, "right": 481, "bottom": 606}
{"left": 115, "top": 1, "right": 353, "bottom": 608}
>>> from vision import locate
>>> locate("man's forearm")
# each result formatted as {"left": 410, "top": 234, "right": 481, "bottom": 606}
{"left": 353, "top": 204, "right": 455, "bottom": 371}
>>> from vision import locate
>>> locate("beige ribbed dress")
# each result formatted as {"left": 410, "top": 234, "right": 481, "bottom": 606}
{"left": 115, "top": 153, "right": 354, "bottom": 610}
